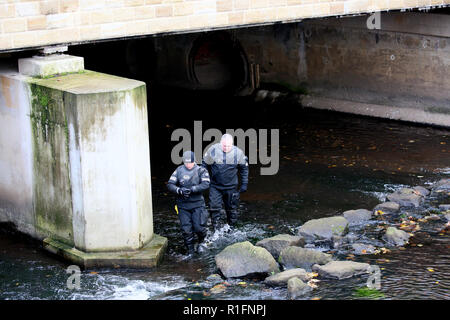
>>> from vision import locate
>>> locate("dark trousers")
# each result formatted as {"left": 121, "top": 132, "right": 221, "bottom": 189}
{"left": 209, "top": 185, "right": 240, "bottom": 226}
{"left": 178, "top": 206, "right": 208, "bottom": 251}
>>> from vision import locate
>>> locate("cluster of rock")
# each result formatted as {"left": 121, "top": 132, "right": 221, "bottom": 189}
{"left": 213, "top": 179, "right": 450, "bottom": 299}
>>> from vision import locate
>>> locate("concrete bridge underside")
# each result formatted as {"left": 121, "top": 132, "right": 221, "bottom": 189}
{"left": 1, "top": 5, "right": 450, "bottom": 268}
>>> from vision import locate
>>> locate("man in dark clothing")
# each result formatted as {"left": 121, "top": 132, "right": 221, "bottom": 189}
{"left": 202, "top": 134, "right": 249, "bottom": 230}
{"left": 167, "top": 151, "right": 210, "bottom": 255}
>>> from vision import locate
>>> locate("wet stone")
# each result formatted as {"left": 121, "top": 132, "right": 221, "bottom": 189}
{"left": 383, "top": 227, "right": 410, "bottom": 246}
{"left": 278, "top": 246, "right": 332, "bottom": 271}
{"left": 352, "top": 243, "right": 376, "bottom": 255}
{"left": 298, "top": 216, "right": 349, "bottom": 241}
{"left": 343, "top": 209, "right": 372, "bottom": 225}
{"left": 432, "top": 179, "right": 450, "bottom": 191}
{"left": 312, "top": 261, "right": 371, "bottom": 280}
{"left": 438, "top": 204, "right": 450, "bottom": 211}
{"left": 387, "top": 188, "right": 424, "bottom": 208}
{"left": 264, "top": 268, "right": 311, "bottom": 287}
{"left": 373, "top": 201, "right": 400, "bottom": 214}
{"left": 413, "top": 186, "right": 430, "bottom": 197}
{"left": 445, "top": 213, "right": 450, "bottom": 222}
{"left": 215, "top": 241, "right": 279, "bottom": 278}
{"left": 287, "top": 277, "right": 312, "bottom": 299}
{"left": 256, "top": 234, "right": 305, "bottom": 260}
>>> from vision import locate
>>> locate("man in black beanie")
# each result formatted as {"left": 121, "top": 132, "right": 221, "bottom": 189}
{"left": 167, "top": 151, "right": 210, "bottom": 256}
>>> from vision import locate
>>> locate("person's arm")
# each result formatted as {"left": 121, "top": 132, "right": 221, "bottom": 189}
{"left": 167, "top": 169, "right": 183, "bottom": 196}
{"left": 201, "top": 147, "right": 213, "bottom": 170}
{"left": 191, "top": 167, "right": 210, "bottom": 194}
{"left": 238, "top": 154, "right": 249, "bottom": 193}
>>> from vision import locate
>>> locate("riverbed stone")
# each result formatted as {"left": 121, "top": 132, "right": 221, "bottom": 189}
{"left": 312, "top": 261, "right": 371, "bottom": 280}
{"left": 298, "top": 216, "right": 349, "bottom": 241}
{"left": 373, "top": 201, "right": 400, "bottom": 214}
{"left": 446, "top": 213, "right": 450, "bottom": 222}
{"left": 431, "top": 179, "right": 450, "bottom": 191}
{"left": 278, "top": 246, "right": 332, "bottom": 270}
{"left": 413, "top": 186, "right": 430, "bottom": 197}
{"left": 215, "top": 241, "right": 279, "bottom": 278}
{"left": 352, "top": 243, "right": 377, "bottom": 255}
{"left": 383, "top": 227, "right": 410, "bottom": 246}
{"left": 387, "top": 188, "right": 424, "bottom": 208}
{"left": 264, "top": 268, "right": 311, "bottom": 286}
{"left": 256, "top": 234, "right": 305, "bottom": 259}
{"left": 439, "top": 204, "right": 450, "bottom": 212}
{"left": 343, "top": 209, "right": 372, "bottom": 224}
{"left": 287, "top": 277, "right": 312, "bottom": 299}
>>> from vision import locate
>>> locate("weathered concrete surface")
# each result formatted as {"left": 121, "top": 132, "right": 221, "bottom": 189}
{"left": 43, "top": 234, "right": 168, "bottom": 269}
{"left": 0, "top": 0, "right": 439, "bottom": 52}
{"left": 0, "top": 60, "right": 167, "bottom": 267}
{"left": 299, "top": 12, "right": 450, "bottom": 127}
{"left": 215, "top": 241, "right": 279, "bottom": 278}
{"left": 18, "top": 55, "right": 84, "bottom": 78}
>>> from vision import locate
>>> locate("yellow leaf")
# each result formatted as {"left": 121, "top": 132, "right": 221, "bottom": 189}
{"left": 427, "top": 268, "right": 434, "bottom": 272}
{"left": 311, "top": 297, "right": 321, "bottom": 300}
{"left": 90, "top": 271, "right": 98, "bottom": 275}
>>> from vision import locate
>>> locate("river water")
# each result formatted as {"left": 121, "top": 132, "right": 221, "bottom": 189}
{"left": 0, "top": 93, "right": 449, "bottom": 300}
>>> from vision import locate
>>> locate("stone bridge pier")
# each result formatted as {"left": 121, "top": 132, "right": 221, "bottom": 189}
{"left": 0, "top": 52, "right": 167, "bottom": 268}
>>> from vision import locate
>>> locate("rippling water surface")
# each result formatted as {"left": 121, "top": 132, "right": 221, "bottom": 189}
{"left": 1, "top": 95, "right": 449, "bottom": 300}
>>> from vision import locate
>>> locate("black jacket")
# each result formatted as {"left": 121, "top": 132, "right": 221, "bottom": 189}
{"left": 202, "top": 143, "right": 249, "bottom": 190}
{"left": 167, "top": 164, "right": 210, "bottom": 209}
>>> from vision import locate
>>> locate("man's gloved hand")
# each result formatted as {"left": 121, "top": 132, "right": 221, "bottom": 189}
{"left": 181, "top": 187, "right": 191, "bottom": 198}
{"left": 190, "top": 186, "right": 198, "bottom": 193}
{"left": 239, "top": 184, "right": 247, "bottom": 193}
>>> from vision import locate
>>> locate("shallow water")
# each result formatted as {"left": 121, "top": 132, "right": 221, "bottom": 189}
{"left": 1, "top": 95, "right": 449, "bottom": 300}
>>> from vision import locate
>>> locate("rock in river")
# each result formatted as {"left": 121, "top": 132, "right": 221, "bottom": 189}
{"left": 312, "top": 261, "right": 371, "bottom": 280}
{"left": 373, "top": 202, "right": 400, "bottom": 214}
{"left": 264, "top": 268, "right": 311, "bottom": 287}
{"left": 298, "top": 216, "right": 349, "bottom": 241}
{"left": 383, "top": 227, "right": 410, "bottom": 246}
{"left": 287, "top": 277, "right": 312, "bottom": 299}
{"left": 278, "top": 246, "right": 332, "bottom": 270}
{"left": 387, "top": 188, "right": 424, "bottom": 208}
{"left": 256, "top": 234, "right": 305, "bottom": 259}
{"left": 343, "top": 209, "right": 372, "bottom": 225}
{"left": 439, "top": 204, "right": 450, "bottom": 212}
{"left": 215, "top": 241, "right": 279, "bottom": 278}
{"left": 432, "top": 179, "right": 450, "bottom": 192}
{"left": 352, "top": 243, "right": 376, "bottom": 255}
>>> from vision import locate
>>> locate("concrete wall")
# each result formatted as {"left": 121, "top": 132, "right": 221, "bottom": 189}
{"left": 0, "top": 0, "right": 448, "bottom": 52}
{"left": 0, "top": 66, "right": 154, "bottom": 252}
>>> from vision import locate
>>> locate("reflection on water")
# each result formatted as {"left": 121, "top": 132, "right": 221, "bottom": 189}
{"left": 0, "top": 97, "right": 449, "bottom": 300}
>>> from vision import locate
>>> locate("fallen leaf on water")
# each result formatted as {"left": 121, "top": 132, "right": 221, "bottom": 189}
{"left": 90, "top": 271, "right": 98, "bottom": 275}
{"left": 417, "top": 244, "right": 423, "bottom": 247}
{"left": 203, "top": 291, "right": 211, "bottom": 297}
{"left": 308, "top": 272, "right": 319, "bottom": 278}
{"left": 311, "top": 297, "right": 321, "bottom": 300}
{"left": 238, "top": 282, "right": 247, "bottom": 286}
{"left": 427, "top": 268, "right": 434, "bottom": 272}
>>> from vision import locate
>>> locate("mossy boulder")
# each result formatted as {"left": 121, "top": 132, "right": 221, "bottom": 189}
{"left": 256, "top": 234, "right": 305, "bottom": 259}
{"left": 215, "top": 241, "right": 279, "bottom": 278}
{"left": 298, "top": 216, "right": 349, "bottom": 241}
{"left": 278, "top": 246, "right": 332, "bottom": 270}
